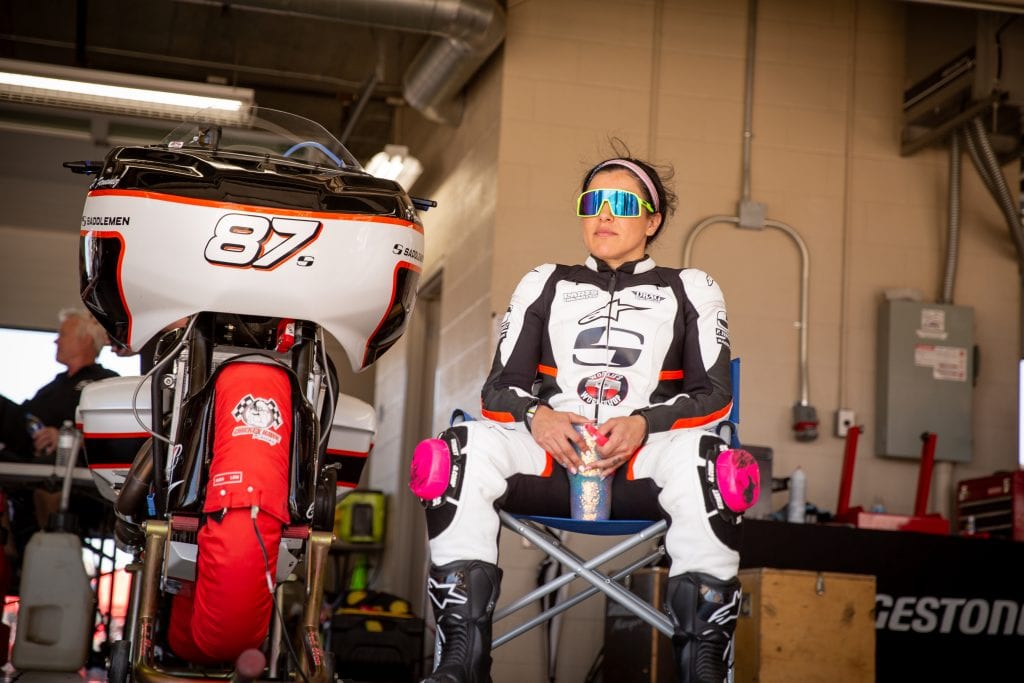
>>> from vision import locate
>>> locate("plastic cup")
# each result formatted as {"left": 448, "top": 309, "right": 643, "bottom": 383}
{"left": 568, "top": 424, "right": 611, "bottom": 520}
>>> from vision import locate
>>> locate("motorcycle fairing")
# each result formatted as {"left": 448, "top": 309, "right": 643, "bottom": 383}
{"left": 80, "top": 188, "right": 424, "bottom": 372}
{"left": 325, "top": 393, "right": 375, "bottom": 492}
{"left": 363, "top": 261, "right": 422, "bottom": 367}
{"left": 75, "top": 374, "right": 153, "bottom": 503}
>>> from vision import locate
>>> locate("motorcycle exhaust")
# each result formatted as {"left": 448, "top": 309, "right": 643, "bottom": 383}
{"left": 116, "top": 439, "right": 154, "bottom": 517}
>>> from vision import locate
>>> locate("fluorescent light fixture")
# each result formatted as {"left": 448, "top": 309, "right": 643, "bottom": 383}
{"left": 365, "top": 144, "right": 423, "bottom": 190}
{"left": 0, "top": 58, "right": 254, "bottom": 124}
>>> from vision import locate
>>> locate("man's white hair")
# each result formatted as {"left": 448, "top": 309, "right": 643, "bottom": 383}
{"left": 58, "top": 307, "right": 108, "bottom": 356}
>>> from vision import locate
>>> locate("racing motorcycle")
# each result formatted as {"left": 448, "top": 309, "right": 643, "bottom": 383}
{"left": 70, "top": 106, "right": 427, "bottom": 682}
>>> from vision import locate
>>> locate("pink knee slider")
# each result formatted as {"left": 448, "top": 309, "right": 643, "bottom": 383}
{"left": 409, "top": 438, "right": 451, "bottom": 500}
{"left": 715, "top": 448, "right": 760, "bottom": 513}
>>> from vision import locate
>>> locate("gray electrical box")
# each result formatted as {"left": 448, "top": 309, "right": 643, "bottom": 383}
{"left": 876, "top": 299, "right": 974, "bottom": 462}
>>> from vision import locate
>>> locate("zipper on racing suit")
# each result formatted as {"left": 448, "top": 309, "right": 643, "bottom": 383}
{"left": 593, "top": 270, "right": 618, "bottom": 423}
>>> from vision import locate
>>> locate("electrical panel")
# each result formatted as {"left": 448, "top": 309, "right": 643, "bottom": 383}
{"left": 876, "top": 299, "right": 974, "bottom": 462}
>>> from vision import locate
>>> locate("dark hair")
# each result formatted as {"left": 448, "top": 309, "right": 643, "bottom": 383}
{"left": 580, "top": 141, "right": 677, "bottom": 245}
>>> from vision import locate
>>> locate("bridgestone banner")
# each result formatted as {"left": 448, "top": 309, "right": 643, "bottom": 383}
{"left": 740, "top": 519, "right": 1024, "bottom": 680}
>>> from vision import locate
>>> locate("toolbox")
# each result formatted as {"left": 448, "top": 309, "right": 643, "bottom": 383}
{"left": 735, "top": 567, "right": 876, "bottom": 683}
{"left": 331, "top": 610, "right": 424, "bottom": 682}
{"left": 955, "top": 470, "right": 1024, "bottom": 540}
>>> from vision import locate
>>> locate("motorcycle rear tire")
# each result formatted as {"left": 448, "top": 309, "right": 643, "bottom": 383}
{"left": 108, "top": 639, "right": 131, "bottom": 683}
{"left": 313, "top": 466, "right": 338, "bottom": 532}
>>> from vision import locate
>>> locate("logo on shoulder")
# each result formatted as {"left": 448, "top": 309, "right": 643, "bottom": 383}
{"left": 716, "top": 311, "right": 730, "bottom": 347}
{"left": 498, "top": 306, "right": 511, "bottom": 342}
{"left": 706, "top": 274, "right": 715, "bottom": 286}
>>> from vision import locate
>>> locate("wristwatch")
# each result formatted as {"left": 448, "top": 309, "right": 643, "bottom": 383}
{"left": 524, "top": 403, "right": 539, "bottom": 432}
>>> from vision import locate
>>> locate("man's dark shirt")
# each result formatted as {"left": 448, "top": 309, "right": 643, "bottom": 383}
{"left": 23, "top": 364, "right": 119, "bottom": 427}
{"left": 0, "top": 363, "right": 119, "bottom": 458}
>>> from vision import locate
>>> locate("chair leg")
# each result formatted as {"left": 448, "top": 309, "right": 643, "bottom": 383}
{"left": 665, "top": 572, "right": 741, "bottom": 683}
{"left": 498, "top": 513, "right": 674, "bottom": 637}
{"left": 424, "top": 560, "right": 502, "bottom": 683}
{"left": 493, "top": 547, "right": 664, "bottom": 649}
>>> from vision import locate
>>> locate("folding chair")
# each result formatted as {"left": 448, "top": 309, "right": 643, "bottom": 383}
{"left": 492, "top": 357, "right": 743, "bottom": 648}
{"left": 494, "top": 514, "right": 672, "bottom": 645}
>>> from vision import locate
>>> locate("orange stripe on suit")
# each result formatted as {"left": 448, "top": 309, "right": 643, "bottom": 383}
{"left": 481, "top": 408, "right": 515, "bottom": 423}
{"left": 669, "top": 401, "right": 733, "bottom": 430}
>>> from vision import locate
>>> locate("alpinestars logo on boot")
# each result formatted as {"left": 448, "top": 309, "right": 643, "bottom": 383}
{"left": 427, "top": 577, "right": 468, "bottom": 610}
{"left": 231, "top": 395, "right": 284, "bottom": 445}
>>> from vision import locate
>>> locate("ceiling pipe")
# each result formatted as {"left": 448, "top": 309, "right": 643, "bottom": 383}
{"left": 340, "top": 69, "right": 380, "bottom": 144}
{"left": 218, "top": 0, "right": 506, "bottom": 125}
{"left": 963, "top": 116, "right": 1024, "bottom": 361}
{"left": 940, "top": 131, "right": 962, "bottom": 305}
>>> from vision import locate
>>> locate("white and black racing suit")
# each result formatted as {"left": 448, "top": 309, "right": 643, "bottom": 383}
{"left": 425, "top": 255, "right": 742, "bottom": 580}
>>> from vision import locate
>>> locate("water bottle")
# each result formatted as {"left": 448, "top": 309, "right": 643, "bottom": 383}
{"left": 23, "top": 413, "right": 46, "bottom": 455}
{"left": 56, "top": 420, "right": 76, "bottom": 469}
{"left": 55, "top": 421, "right": 80, "bottom": 525}
{"left": 24, "top": 413, "right": 45, "bottom": 438}
{"left": 787, "top": 466, "right": 806, "bottom": 523}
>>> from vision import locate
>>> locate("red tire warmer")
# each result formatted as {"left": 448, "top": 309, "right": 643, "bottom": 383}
{"left": 168, "top": 362, "right": 293, "bottom": 663}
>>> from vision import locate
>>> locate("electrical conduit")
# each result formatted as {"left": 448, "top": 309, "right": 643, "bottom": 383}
{"left": 680, "top": 0, "right": 817, "bottom": 440}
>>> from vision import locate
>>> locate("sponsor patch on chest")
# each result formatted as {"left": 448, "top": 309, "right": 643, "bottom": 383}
{"left": 578, "top": 371, "right": 629, "bottom": 406}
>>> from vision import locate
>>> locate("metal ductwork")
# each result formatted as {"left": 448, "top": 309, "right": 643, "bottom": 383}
{"left": 901, "top": 3, "right": 1024, "bottom": 160}
{"left": 222, "top": 0, "right": 506, "bottom": 125}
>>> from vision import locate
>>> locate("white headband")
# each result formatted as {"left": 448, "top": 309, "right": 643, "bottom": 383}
{"left": 588, "top": 159, "right": 660, "bottom": 213}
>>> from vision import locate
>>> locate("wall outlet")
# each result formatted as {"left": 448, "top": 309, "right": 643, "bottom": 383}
{"left": 835, "top": 409, "right": 855, "bottom": 438}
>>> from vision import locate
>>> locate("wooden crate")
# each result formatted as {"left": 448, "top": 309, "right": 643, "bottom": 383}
{"left": 735, "top": 568, "right": 875, "bottom": 683}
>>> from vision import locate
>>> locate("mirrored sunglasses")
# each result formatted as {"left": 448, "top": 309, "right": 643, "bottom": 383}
{"left": 576, "top": 189, "right": 655, "bottom": 218}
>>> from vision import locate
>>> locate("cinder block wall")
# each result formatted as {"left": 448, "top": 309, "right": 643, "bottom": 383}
{"left": 367, "top": 53, "right": 504, "bottom": 612}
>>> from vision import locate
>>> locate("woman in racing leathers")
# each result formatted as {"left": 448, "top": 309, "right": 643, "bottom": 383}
{"left": 418, "top": 152, "right": 751, "bottom": 683}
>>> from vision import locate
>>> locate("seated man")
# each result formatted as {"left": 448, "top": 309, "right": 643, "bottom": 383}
{"left": 0, "top": 308, "right": 118, "bottom": 552}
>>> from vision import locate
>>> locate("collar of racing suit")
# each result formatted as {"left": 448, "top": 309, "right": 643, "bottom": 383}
{"left": 585, "top": 254, "right": 656, "bottom": 274}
